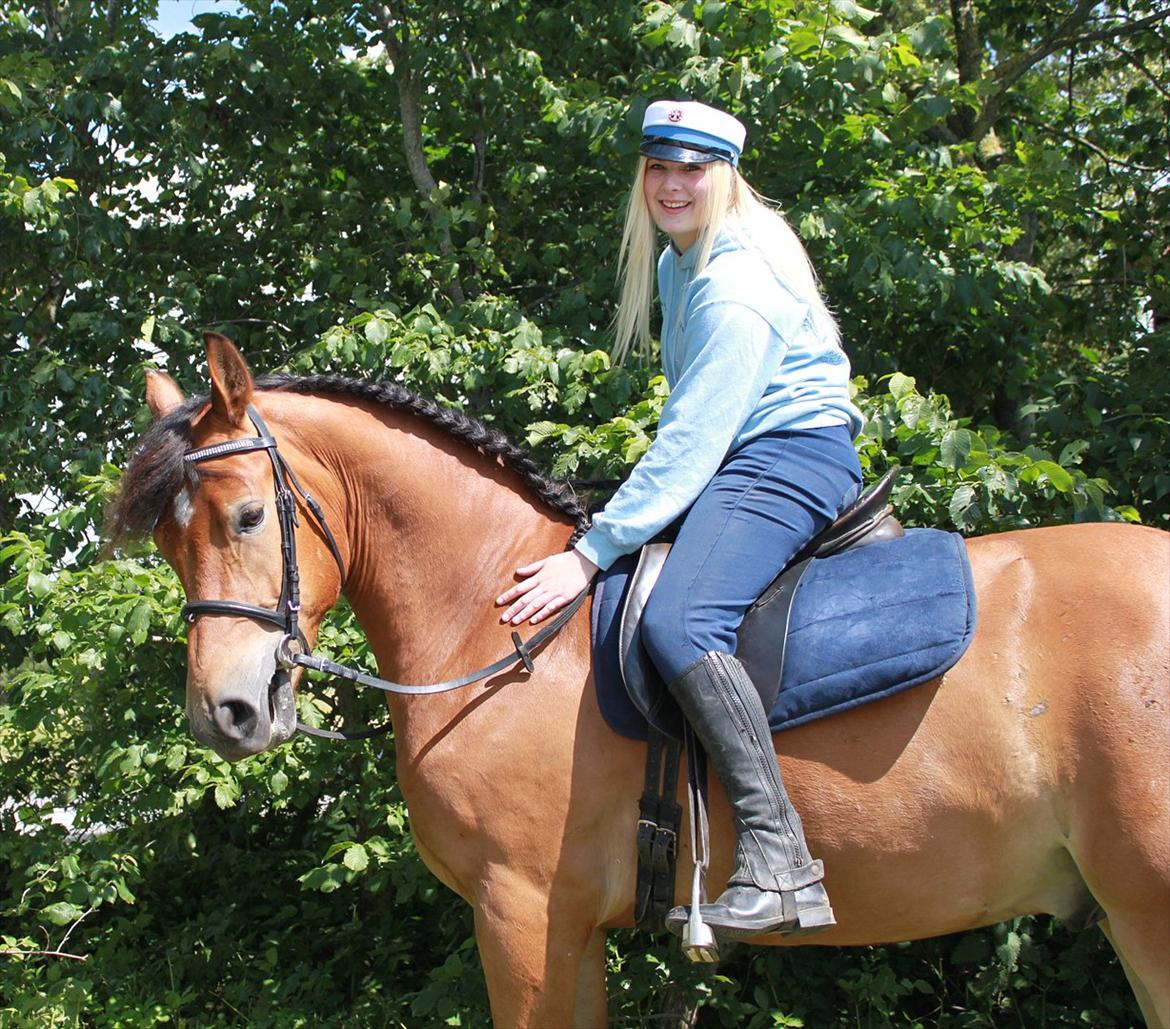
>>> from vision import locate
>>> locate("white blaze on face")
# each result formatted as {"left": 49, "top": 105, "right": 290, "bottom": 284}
{"left": 174, "top": 487, "right": 195, "bottom": 529}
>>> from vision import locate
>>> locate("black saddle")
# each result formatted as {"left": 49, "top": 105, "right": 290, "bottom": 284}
{"left": 619, "top": 467, "right": 904, "bottom": 741}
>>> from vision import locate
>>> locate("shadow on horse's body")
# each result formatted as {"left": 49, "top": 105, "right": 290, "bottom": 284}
{"left": 113, "top": 336, "right": 1170, "bottom": 1027}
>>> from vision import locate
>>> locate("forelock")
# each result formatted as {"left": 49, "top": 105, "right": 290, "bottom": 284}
{"left": 106, "top": 395, "right": 205, "bottom": 544}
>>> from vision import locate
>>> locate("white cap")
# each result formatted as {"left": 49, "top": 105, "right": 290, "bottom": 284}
{"left": 640, "top": 100, "right": 747, "bottom": 167}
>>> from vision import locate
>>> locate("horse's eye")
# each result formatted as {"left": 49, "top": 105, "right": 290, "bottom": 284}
{"left": 238, "top": 503, "right": 266, "bottom": 532}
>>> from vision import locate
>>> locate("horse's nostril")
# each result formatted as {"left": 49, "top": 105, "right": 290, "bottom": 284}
{"left": 214, "top": 699, "right": 259, "bottom": 740}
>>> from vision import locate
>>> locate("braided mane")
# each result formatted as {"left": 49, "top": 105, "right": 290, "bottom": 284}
{"left": 107, "top": 372, "right": 591, "bottom": 545}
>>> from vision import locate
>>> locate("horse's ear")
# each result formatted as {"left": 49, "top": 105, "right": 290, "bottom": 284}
{"left": 205, "top": 331, "right": 254, "bottom": 428}
{"left": 145, "top": 369, "right": 185, "bottom": 419}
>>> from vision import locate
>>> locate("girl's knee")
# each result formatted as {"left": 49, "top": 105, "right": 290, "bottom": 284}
{"left": 641, "top": 591, "right": 702, "bottom": 681}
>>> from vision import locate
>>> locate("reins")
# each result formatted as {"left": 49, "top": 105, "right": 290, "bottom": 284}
{"left": 180, "top": 405, "right": 587, "bottom": 742}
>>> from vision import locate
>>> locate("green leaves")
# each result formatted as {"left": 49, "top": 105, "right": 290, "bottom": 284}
{"left": 0, "top": 169, "right": 77, "bottom": 229}
{"left": 24, "top": 568, "right": 53, "bottom": 600}
{"left": 939, "top": 427, "right": 974, "bottom": 469}
{"left": 856, "top": 373, "right": 1120, "bottom": 533}
{"left": 41, "top": 902, "right": 87, "bottom": 927}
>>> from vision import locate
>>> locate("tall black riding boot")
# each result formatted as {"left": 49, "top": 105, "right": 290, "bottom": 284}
{"left": 664, "top": 651, "right": 835, "bottom": 941}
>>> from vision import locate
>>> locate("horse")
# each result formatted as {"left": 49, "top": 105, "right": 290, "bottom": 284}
{"left": 109, "top": 334, "right": 1170, "bottom": 1027}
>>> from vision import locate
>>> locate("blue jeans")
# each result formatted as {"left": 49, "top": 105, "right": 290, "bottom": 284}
{"left": 641, "top": 424, "right": 862, "bottom": 681}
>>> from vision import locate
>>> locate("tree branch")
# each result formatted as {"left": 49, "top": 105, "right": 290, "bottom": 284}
{"left": 1066, "top": 7, "right": 1170, "bottom": 51}
{"left": 1014, "top": 115, "right": 1165, "bottom": 174}
{"left": 969, "top": 0, "right": 1097, "bottom": 143}
{"left": 0, "top": 948, "right": 88, "bottom": 962}
{"left": 40, "top": 0, "right": 60, "bottom": 44}
{"left": 462, "top": 44, "right": 488, "bottom": 204}
{"left": 375, "top": 4, "right": 466, "bottom": 305}
{"left": 949, "top": 0, "right": 982, "bottom": 86}
{"left": 1105, "top": 38, "right": 1170, "bottom": 100}
{"left": 969, "top": 3, "right": 1170, "bottom": 148}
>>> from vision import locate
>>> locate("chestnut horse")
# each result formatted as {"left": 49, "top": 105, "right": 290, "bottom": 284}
{"left": 112, "top": 336, "right": 1169, "bottom": 1027}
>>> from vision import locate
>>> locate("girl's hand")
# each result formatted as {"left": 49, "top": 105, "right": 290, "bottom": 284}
{"left": 496, "top": 549, "right": 599, "bottom": 626}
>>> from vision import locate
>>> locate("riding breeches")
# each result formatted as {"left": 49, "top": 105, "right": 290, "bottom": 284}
{"left": 639, "top": 424, "right": 862, "bottom": 682}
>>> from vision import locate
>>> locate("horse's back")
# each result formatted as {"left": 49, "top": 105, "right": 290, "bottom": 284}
{"left": 1004, "top": 524, "right": 1170, "bottom": 894}
{"left": 786, "top": 522, "right": 1167, "bottom": 787}
{"left": 949, "top": 524, "right": 1168, "bottom": 934}
{"left": 965, "top": 521, "right": 1168, "bottom": 741}
{"left": 734, "top": 523, "right": 1169, "bottom": 945}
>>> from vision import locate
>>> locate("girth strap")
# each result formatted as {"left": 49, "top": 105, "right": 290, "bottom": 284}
{"left": 635, "top": 726, "right": 682, "bottom": 930}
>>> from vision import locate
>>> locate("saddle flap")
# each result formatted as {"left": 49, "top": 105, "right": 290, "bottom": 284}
{"left": 619, "top": 542, "right": 683, "bottom": 739}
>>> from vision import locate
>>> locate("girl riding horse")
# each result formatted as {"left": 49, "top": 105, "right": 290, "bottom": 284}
{"left": 497, "top": 100, "right": 863, "bottom": 942}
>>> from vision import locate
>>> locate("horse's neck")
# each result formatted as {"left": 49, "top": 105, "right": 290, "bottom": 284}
{"left": 282, "top": 393, "right": 575, "bottom": 733}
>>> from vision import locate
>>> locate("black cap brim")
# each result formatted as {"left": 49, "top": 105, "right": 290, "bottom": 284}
{"left": 638, "top": 140, "right": 722, "bottom": 165}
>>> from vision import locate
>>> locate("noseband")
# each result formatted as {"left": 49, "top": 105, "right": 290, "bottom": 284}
{"left": 180, "top": 404, "right": 586, "bottom": 741}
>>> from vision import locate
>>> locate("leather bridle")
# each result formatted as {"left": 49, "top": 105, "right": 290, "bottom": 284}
{"left": 180, "top": 404, "right": 586, "bottom": 741}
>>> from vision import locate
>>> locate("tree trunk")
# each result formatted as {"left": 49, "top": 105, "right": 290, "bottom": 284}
{"left": 376, "top": 5, "right": 467, "bottom": 305}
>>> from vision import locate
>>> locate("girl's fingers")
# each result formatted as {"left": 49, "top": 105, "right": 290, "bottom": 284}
{"left": 503, "top": 584, "right": 570, "bottom": 626}
{"left": 511, "top": 593, "right": 566, "bottom": 626}
{"left": 497, "top": 550, "right": 594, "bottom": 623}
{"left": 527, "top": 598, "right": 565, "bottom": 625}
{"left": 496, "top": 584, "right": 523, "bottom": 605}
{"left": 497, "top": 578, "right": 540, "bottom": 607}
{"left": 496, "top": 559, "right": 550, "bottom": 606}
{"left": 505, "top": 600, "right": 536, "bottom": 624}
{"left": 501, "top": 587, "right": 545, "bottom": 623}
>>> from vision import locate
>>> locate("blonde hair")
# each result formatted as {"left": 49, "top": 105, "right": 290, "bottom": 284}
{"left": 612, "top": 157, "right": 839, "bottom": 363}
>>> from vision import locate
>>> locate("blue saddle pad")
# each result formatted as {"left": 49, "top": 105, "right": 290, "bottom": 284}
{"left": 591, "top": 528, "right": 976, "bottom": 740}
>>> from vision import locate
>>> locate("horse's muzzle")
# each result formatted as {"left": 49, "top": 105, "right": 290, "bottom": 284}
{"left": 189, "top": 670, "right": 297, "bottom": 760}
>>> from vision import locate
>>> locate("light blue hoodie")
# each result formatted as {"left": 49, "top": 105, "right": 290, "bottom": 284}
{"left": 574, "top": 229, "right": 864, "bottom": 572}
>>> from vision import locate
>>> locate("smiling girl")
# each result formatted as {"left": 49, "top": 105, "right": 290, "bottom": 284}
{"left": 497, "top": 100, "right": 864, "bottom": 941}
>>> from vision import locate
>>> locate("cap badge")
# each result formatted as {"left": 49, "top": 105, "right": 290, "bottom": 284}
{"left": 668, "top": 108, "right": 684, "bottom": 123}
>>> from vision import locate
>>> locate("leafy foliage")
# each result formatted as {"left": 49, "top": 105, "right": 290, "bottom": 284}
{"left": 1, "top": 0, "right": 1163, "bottom": 1023}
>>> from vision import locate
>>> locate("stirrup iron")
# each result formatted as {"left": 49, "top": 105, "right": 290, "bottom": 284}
{"left": 680, "top": 722, "right": 719, "bottom": 963}
{"left": 682, "top": 858, "right": 719, "bottom": 963}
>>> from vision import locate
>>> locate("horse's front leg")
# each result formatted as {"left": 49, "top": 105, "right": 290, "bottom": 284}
{"left": 473, "top": 870, "right": 608, "bottom": 1027}
{"left": 574, "top": 925, "right": 609, "bottom": 1027}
